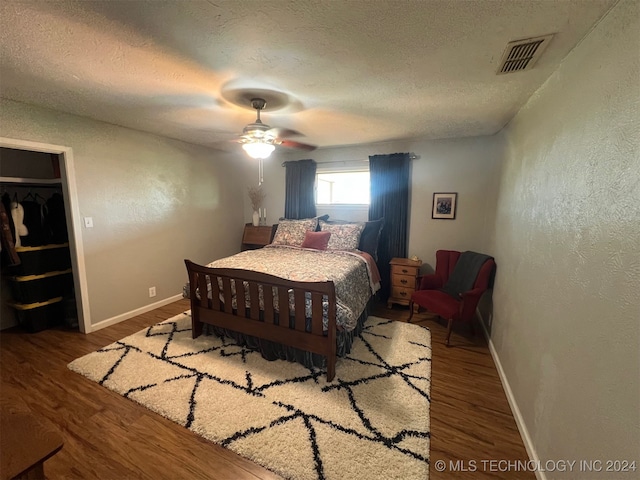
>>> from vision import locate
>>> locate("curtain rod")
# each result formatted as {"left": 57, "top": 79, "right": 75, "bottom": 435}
{"left": 282, "top": 153, "right": 418, "bottom": 167}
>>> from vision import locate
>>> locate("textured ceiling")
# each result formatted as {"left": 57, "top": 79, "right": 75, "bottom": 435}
{"left": 0, "top": 0, "right": 616, "bottom": 152}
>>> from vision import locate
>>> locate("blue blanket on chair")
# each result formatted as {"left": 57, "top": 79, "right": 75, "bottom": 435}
{"left": 441, "top": 251, "right": 493, "bottom": 298}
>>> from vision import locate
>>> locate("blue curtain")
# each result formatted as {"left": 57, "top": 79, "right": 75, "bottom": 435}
{"left": 283, "top": 159, "right": 317, "bottom": 219}
{"left": 369, "top": 153, "right": 411, "bottom": 300}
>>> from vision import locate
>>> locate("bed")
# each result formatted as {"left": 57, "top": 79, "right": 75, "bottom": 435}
{"left": 184, "top": 217, "right": 383, "bottom": 381}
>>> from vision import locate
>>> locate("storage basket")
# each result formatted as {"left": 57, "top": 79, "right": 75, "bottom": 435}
{"left": 8, "top": 269, "right": 73, "bottom": 304}
{"left": 9, "top": 297, "right": 64, "bottom": 333}
{"left": 9, "top": 244, "right": 71, "bottom": 276}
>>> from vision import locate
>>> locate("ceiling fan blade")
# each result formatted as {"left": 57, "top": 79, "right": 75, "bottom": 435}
{"left": 266, "top": 127, "right": 303, "bottom": 139}
{"left": 278, "top": 139, "right": 317, "bottom": 151}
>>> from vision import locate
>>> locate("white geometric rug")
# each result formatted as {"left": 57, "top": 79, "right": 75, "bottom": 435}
{"left": 69, "top": 312, "right": 431, "bottom": 480}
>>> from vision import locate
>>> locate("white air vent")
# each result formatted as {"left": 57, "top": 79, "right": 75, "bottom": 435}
{"left": 497, "top": 34, "right": 554, "bottom": 74}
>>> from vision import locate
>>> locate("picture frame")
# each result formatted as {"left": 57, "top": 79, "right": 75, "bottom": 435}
{"left": 432, "top": 192, "right": 458, "bottom": 220}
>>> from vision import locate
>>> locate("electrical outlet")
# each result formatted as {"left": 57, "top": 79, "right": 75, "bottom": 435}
{"left": 149, "top": 286, "right": 156, "bottom": 298}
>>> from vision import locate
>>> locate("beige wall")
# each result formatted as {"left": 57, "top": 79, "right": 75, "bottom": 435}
{"left": 489, "top": 0, "right": 640, "bottom": 476}
{"left": 0, "top": 98, "right": 245, "bottom": 328}
{"left": 252, "top": 136, "right": 502, "bottom": 273}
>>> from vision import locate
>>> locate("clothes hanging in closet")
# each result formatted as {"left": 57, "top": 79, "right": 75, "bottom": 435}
{"left": 20, "top": 197, "right": 46, "bottom": 247}
{"left": 0, "top": 201, "right": 20, "bottom": 266}
{"left": 0, "top": 188, "right": 69, "bottom": 250}
{"left": 10, "top": 199, "right": 28, "bottom": 248}
{"left": 1, "top": 193, "right": 15, "bottom": 243}
{"left": 44, "top": 193, "right": 69, "bottom": 244}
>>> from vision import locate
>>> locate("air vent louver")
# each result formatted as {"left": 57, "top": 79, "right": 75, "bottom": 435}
{"left": 497, "top": 34, "right": 554, "bottom": 74}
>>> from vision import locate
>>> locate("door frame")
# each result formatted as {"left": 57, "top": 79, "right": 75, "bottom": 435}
{"left": 0, "top": 136, "right": 91, "bottom": 333}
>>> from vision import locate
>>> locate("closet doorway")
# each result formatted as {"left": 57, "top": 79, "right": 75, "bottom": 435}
{"left": 0, "top": 137, "right": 90, "bottom": 333}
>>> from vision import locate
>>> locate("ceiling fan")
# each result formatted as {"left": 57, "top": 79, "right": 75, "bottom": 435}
{"left": 237, "top": 98, "right": 316, "bottom": 159}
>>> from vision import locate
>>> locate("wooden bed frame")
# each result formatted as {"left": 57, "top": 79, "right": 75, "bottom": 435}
{"left": 184, "top": 260, "right": 338, "bottom": 381}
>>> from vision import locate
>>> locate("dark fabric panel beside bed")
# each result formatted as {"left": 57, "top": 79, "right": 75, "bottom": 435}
{"left": 203, "top": 298, "right": 373, "bottom": 369}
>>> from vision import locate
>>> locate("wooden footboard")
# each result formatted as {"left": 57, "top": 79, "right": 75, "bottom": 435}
{"left": 184, "top": 260, "right": 338, "bottom": 381}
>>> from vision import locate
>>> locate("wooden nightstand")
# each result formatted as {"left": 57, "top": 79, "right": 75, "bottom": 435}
{"left": 387, "top": 257, "right": 422, "bottom": 308}
{"left": 241, "top": 224, "right": 276, "bottom": 251}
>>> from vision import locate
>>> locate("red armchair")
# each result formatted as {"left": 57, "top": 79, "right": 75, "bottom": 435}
{"left": 408, "top": 250, "right": 495, "bottom": 345}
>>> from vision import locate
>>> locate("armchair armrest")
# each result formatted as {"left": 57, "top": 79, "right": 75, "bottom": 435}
{"left": 460, "top": 287, "right": 484, "bottom": 321}
{"left": 418, "top": 274, "right": 443, "bottom": 290}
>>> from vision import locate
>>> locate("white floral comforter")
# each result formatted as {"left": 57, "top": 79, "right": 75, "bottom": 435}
{"left": 205, "top": 245, "right": 380, "bottom": 331}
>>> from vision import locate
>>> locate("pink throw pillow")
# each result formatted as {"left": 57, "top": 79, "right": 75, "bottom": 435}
{"left": 301, "top": 231, "right": 331, "bottom": 250}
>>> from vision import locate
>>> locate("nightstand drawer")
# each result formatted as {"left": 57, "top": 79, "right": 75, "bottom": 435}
{"left": 391, "top": 264, "right": 420, "bottom": 277}
{"left": 390, "top": 286, "right": 413, "bottom": 302}
{"left": 392, "top": 274, "right": 416, "bottom": 289}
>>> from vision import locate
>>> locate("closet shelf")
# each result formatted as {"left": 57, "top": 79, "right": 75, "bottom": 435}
{"left": 0, "top": 176, "right": 62, "bottom": 187}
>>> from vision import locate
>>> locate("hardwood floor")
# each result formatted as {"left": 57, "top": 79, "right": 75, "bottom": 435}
{"left": 0, "top": 299, "right": 534, "bottom": 479}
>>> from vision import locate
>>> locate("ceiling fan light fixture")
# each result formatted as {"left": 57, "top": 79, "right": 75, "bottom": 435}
{"left": 236, "top": 96, "right": 316, "bottom": 159}
{"left": 242, "top": 141, "right": 275, "bottom": 159}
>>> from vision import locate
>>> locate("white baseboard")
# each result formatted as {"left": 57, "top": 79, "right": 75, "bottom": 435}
{"left": 87, "top": 294, "right": 183, "bottom": 333}
{"left": 477, "top": 315, "right": 545, "bottom": 480}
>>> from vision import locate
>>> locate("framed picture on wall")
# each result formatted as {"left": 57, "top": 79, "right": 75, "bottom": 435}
{"left": 432, "top": 192, "right": 458, "bottom": 219}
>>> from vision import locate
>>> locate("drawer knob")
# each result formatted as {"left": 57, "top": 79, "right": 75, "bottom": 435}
{"left": 400, "top": 279, "right": 407, "bottom": 284}
{"left": 402, "top": 269, "right": 408, "bottom": 273}
{"left": 400, "top": 291, "right": 406, "bottom": 296}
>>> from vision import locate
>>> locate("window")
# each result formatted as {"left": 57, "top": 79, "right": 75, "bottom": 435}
{"left": 316, "top": 171, "right": 370, "bottom": 205}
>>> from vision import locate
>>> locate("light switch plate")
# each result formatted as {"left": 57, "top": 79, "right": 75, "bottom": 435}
{"left": 84, "top": 217, "right": 93, "bottom": 228}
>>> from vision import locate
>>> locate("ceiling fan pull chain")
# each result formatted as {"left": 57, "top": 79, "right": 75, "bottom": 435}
{"left": 258, "top": 157, "right": 264, "bottom": 185}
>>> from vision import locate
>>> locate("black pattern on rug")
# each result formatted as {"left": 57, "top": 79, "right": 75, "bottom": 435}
{"left": 69, "top": 312, "right": 432, "bottom": 480}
